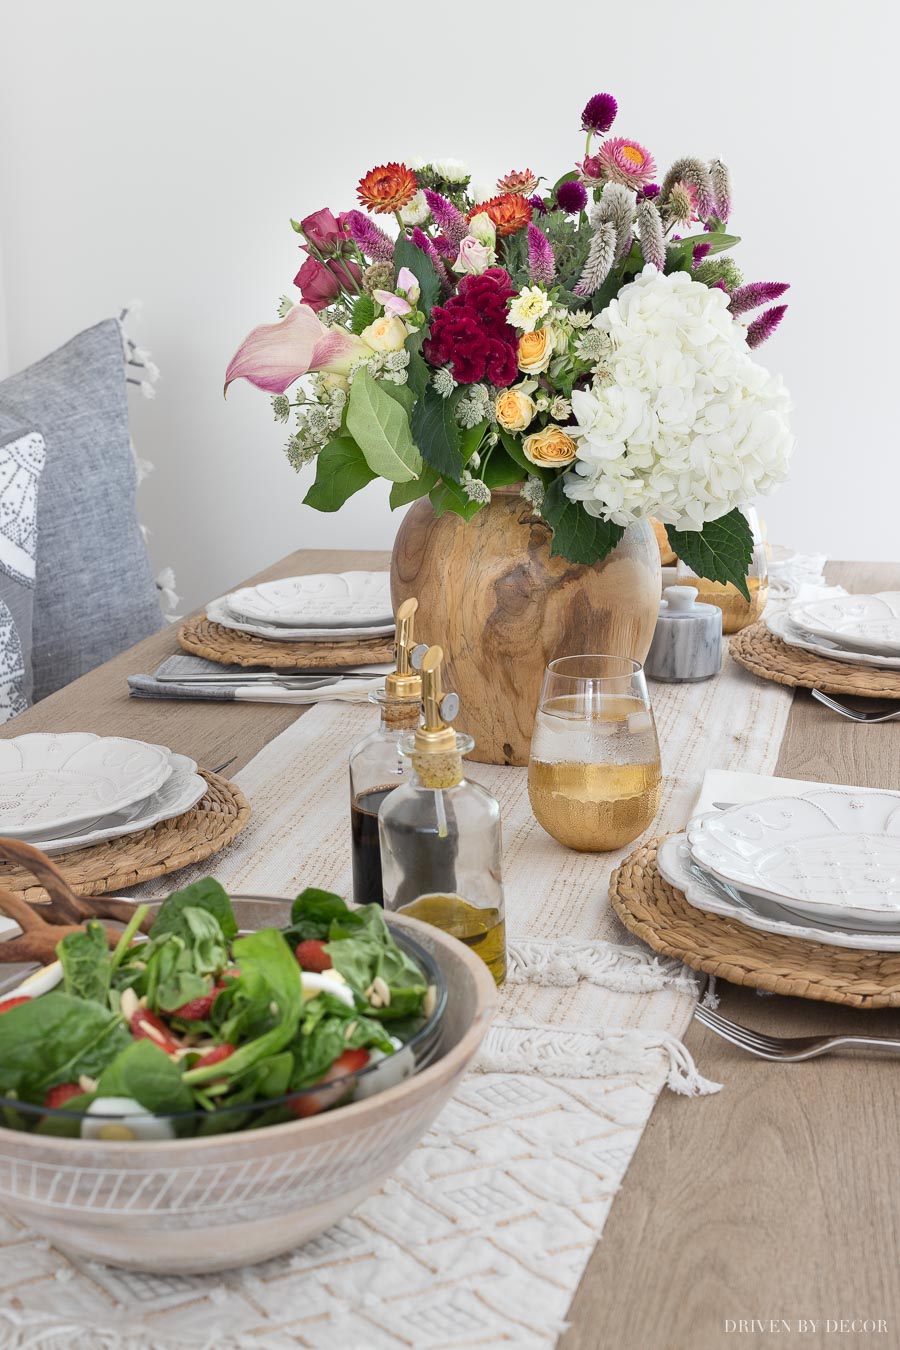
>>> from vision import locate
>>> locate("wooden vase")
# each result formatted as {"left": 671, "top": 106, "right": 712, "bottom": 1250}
{"left": 390, "top": 485, "right": 661, "bottom": 765}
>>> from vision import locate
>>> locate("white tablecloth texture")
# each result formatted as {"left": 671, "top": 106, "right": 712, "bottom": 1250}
{"left": 1, "top": 561, "right": 828, "bottom": 1349}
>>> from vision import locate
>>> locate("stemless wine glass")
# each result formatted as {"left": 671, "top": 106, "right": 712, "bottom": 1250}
{"left": 527, "top": 655, "right": 662, "bottom": 852}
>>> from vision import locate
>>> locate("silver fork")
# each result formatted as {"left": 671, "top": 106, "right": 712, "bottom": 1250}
{"left": 811, "top": 689, "right": 900, "bottom": 723}
{"left": 694, "top": 1004, "right": 900, "bottom": 1061}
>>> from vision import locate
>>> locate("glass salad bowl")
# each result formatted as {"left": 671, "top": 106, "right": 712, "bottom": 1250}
{"left": 0, "top": 898, "right": 498, "bottom": 1273}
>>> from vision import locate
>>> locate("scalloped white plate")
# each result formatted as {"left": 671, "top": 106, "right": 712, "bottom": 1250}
{"left": 207, "top": 596, "right": 395, "bottom": 643}
{"left": 687, "top": 789, "right": 900, "bottom": 927}
{"left": 766, "top": 611, "right": 900, "bottom": 670}
{"left": 227, "top": 572, "right": 394, "bottom": 628}
{"left": 658, "top": 835, "right": 900, "bottom": 951}
{"left": 789, "top": 592, "right": 900, "bottom": 656}
{"left": 0, "top": 734, "right": 173, "bottom": 836}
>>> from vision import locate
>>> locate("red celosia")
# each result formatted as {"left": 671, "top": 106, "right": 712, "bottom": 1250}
{"left": 424, "top": 268, "right": 519, "bottom": 385}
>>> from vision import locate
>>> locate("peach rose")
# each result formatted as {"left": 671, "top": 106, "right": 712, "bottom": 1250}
{"left": 517, "top": 327, "right": 554, "bottom": 374}
{"left": 495, "top": 387, "right": 536, "bottom": 434}
{"left": 522, "top": 424, "right": 578, "bottom": 467}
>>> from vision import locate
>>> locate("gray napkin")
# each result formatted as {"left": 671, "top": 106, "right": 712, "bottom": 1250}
{"left": 128, "top": 654, "right": 391, "bottom": 702}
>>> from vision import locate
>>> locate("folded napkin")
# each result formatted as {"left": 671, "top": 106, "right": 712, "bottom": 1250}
{"left": 691, "top": 767, "right": 880, "bottom": 820}
{"left": 127, "top": 654, "right": 391, "bottom": 704}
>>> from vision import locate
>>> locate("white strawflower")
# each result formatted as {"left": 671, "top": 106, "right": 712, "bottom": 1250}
{"left": 399, "top": 190, "right": 430, "bottom": 226}
{"left": 433, "top": 158, "right": 470, "bottom": 182}
{"left": 509, "top": 286, "right": 552, "bottom": 332}
{"left": 565, "top": 266, "right": 794, "bottom": 529}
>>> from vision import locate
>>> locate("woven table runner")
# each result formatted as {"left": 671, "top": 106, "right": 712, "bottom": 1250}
{"left": 0, "top": 647, "right": 794, "bottom": 1349}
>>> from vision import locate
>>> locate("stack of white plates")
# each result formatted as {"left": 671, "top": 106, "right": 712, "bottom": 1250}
{"left": 767, "top": 592, "right": 900, "bottom": 671}
{"left": 207, "top": 572, "right": 395, "bottom": 644}
{"left": 658, "top": 787, "right": 900, "bottom": 951}
{"left": 0, "top": 733, "right": 207, "bottom": 856}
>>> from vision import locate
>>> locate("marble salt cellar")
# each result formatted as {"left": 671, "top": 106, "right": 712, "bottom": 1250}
{"left": 645, "top": 586, "right": 722, "bottom": 683}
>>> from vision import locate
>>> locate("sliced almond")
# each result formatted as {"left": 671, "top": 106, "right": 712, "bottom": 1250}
{"left": 372, "top": 976, "right": 391, "bottom": 1008}
{"left": 119, "top": 988, "right": 139, "bottom": 1021}
{"left": 78, "top": 1075, "right": 98, "bottom": 1095}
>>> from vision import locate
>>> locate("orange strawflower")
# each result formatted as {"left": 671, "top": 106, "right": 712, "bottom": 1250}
{"left": 357, "top": 163, "right": 418, "bottom": 215}
{"left": 470, "top": 193, "right": 533, "bottom": 237}
{"left": 497, "top": 168, "right": 538, "bottom": 195}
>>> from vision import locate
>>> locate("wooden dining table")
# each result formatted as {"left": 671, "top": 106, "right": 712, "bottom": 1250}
{"left": 4, "top": 549, "right": 899, "bottom": 1350}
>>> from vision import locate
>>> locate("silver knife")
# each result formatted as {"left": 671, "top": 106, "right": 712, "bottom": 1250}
{"left": 159, "top": 671, "right": 376, "bottom": 685}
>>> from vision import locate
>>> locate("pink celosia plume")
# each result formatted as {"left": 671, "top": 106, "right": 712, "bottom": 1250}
{"left": 526, "top": 223, "right": 556, "bottom": 284}
{"left": 224, "top": 304, "right": 371, "bottom": 395}
{"left": 345, "top": 210, "right": 395, "bottom": 263}
{"left": 729, "top": 281, "right": 790, "bottom": 316}
{"left": 746, "top": 304, "right": 788, "bottom": 348}
{"left": 410, "top": 227, "right": 452, "bottom": 290}
{"left": 422, "top": 191, "right": 469, "bottom": 247}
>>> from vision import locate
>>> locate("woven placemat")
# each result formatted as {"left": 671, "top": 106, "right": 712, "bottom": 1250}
{"left": 730, "top": 620, "right": 900, "bottom": 699}
{"left": 0, "top": 772, "right": 250, "bottom": 904}
{"left": 611, "top": 835, "right": 900, "bottom": 1008}
{"left": 179, "top": 615, "right": 395, "bottom": 669}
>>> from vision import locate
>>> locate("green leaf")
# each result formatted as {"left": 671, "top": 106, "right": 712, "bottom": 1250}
{"left": 303, "top": 436, "right": 377, "bottom": 512}
{"left": 483, "top": 444, "right": 524, "bottom": 488}
{"left": 541, "top": 476, "right": 626, "bottom": 565}
{"left": 665, "top": 509, "right": 753, "bottom": 601}
{"left": 326, "top": 906, "right": 427, "bottom": 1020}
{"left": 404, "top": 330, "right": 429, "bottom": 402}
{"left": 346, "top": 368, "right": 422, "bottom": 483}
{"left": 460, "top": 420, "right": 488, "bottom": 466}
{"left": 58, "top": 921, "right": 111, "bottom": 1005}
{"left": 411, "top": 386, "right": 464, "bottom": 480}
{"left": 288, "top": 888, "right": 355, "bottom": 941}
{"left": 153, "top": 877, "right": 237, "bottom": 942}
{"left": 667, "top": 231, "right": 741, "bottom": 259}
{"left": 380, "top": 380, "right": 415, "bottom": 417}
{"left": 349, "top": 294, "right": 375, "bottom": 335}
{"left": 390, "top": 464, "right": 439, "bottom": 509}
{"left": 429, "top": 478, "right": 482, "bottom": 521}
{"left": 96, "top": 1040, "right": 194, "bottom": 1117}
{"left": 392, "top": 235, "right": 441, "bottom": 316}
{"left": 0, "top": 993, "right": 131, "bottom": 1103}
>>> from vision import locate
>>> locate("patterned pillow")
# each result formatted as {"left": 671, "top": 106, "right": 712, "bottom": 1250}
{"left": 0, "top": 431, "right": 46, "bottom": 721}
{"left": 0, "top": 319, "right": 164, "bottom": 699}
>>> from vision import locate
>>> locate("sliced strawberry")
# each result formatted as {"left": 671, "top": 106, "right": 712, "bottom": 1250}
{"left": 43, "top": 1082, "right": 84, "bottom": 1110}
{"left": 171, "top": 984, "right": 227, "bottom": 1021}
{"left": 294, "top": 939, "right": 331, "bottom": 973}
{"left": 193, "top": 1043, "right": 235, "bottom": 1070}
{"left": 129, "top": 1008, "right": 180, "bottom": 1054}
{"left": 289, "top": 1047, "right": 370, "bottom": 1119}
{"left": 0, "top": 996, "right": 30, "bottom": 1014}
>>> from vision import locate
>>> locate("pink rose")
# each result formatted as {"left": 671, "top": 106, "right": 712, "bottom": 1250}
{"left": 300, "top": 208, "right": 345, "bottom": 252}
{"left": 453, "top": 235, "right": 494, "bottom": 276}
{"left": 293, "top": 256, "right": 341, "bottom": 311}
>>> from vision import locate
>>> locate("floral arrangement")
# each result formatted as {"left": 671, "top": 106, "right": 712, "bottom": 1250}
{"left": 225, "top": 93, "right": 794, "bottom": 592}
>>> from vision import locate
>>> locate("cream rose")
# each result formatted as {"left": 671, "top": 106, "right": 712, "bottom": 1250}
{"left": 360, "top": 316, "right": 408, "bottom": 353}
{"left": 495, "top": 387, "right": 536, "bottom": 434}
{"left": 523, "top": 424, "right": 578, "bottom": 467}
{"left": 517, "top": 327, "right": 555, "bottom": 374}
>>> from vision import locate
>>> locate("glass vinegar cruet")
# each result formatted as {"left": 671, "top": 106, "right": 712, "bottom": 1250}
{"left": 378, "top": 645, "right": 507, "bottom": 986}
{"left": 349, "top": 597, "right": 424, "bottom": 908}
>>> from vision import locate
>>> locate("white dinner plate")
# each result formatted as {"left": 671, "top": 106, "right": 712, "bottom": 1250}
{"left": 789, "top": 592, "right": 900, "bottom": 657}
{"left": 207, "top": 595, "right": 395, "bottom": 643}
{"left": 766, "top": 611, "right": 900, "bottom": 670}
{"left": 32, "top": 750, "right": 206, "bottom": 855}
{"left": 226, "top": 572, "right": 394, "bottom": 628}
{"left": 686, "top": 789, "right": 900, "bottom": 928}
{"left": 0, "top": 733, "right": 173, "bottom": 836}
{"left": 658, "top": 835, "right": 900, "bottom": 952}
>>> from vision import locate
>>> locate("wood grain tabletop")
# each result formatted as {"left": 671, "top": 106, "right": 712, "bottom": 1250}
{"left": 4, "top": 553, "right": 898, "bottom": 1350}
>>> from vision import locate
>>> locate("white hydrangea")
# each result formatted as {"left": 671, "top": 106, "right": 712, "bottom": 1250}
{"left": 564, "top": 266, "right": 794, "bottom": 530}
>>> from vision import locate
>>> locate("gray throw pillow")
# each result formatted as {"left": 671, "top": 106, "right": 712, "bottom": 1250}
{"left": 0, "top": 319, "right": 164, "bottom": 700}
{"left": 0, "top": 430, "right": 46, "bottom": 720}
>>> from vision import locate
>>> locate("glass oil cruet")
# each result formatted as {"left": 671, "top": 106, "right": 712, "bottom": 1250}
{"left": 349, "top": 597, "right": 424, "bottom": 907}
{"left": 378, "top": 645, "right": 507, "bottom": 985}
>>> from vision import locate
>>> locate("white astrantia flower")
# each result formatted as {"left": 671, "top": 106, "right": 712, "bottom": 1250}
{"left": 399, "top": 190, "right": 430, "bottom": 226}
{"left": 564, "top": 266, "right": 794, "bottom": 530}
{"left": 509, "top": 286, "right": 552, "bottom": 332}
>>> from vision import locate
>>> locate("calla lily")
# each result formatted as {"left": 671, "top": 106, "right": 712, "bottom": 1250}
{"left": 224, "top": 304, "right": 372, "bottom": 396}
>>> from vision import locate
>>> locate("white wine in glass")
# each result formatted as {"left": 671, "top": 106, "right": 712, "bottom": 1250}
{"left": 528, "top": 657, "right": 662, "bottom": 852}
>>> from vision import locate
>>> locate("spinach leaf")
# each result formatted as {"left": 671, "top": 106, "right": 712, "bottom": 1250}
{"left": 0, "top": 993, "right": 130, "bottom": 1103}
{"left": 58, "top": 920, "right": 111, "bottom": 1005}
{"left": 326, "top": 907, "right": 427, "bottom": 1020}
{"left": 152, "top": 877, "right": 237, "bottom": 942}
{"left": 96, "top": 1040, "right": 193, "bottom": 1116}
{"left": 288, "top": 888, "right": 359, "bottom": 942}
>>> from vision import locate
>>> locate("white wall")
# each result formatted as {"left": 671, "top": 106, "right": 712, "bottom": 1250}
{"left": 0, "top": 0, "right": 896, "bottom": 609}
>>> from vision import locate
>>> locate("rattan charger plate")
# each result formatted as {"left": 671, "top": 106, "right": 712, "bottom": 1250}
{"left": 730, "top": 620, "right": 900, "bottom": 699}
{"left": 179, "top": 615, "right": 395, "bottom": 669}
{"left": 0, "top": 771, "right": 250, "bottom": 904}
{"left": 611, "top": 836, "right": 900, "bottom": 1008}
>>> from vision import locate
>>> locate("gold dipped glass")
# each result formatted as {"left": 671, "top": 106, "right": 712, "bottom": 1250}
{"left": 527, "top": 655, "right": 662, "bottom": 852}
{"left": 674, "top": 505, "right": 769, "bottom": 634}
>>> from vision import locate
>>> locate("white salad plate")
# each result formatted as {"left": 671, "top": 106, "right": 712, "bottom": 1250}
{"left": 686, "top": 789, "right": 900, "bottom": 929}
{"left": 32, "top": 749, "right": 206, "bottom": 855}
{"left": 766, "top": 611, "right": 900, "bottom": 670}
{"left": 207, "top": 595, "right": 395, "bottom": 643}
{"left": 0, "top": 733, "right": 174, "bottom": 837}
{"left": 788, "top": 592, "right": 900, "bottom": 657}
{"left": 658, "top": 835, "right": 900, "bottom": 952}
{"left": 226, "top": 572, "right": 394, "bottom": 628}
